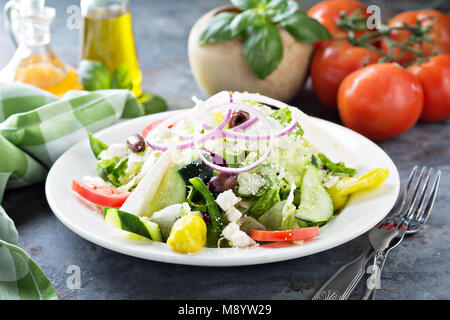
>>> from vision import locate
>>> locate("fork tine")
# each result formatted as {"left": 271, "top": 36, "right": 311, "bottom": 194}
{"left": 416, "top": 170, "right": 441, "bottom": 225}
{"left": 392, "top": 165, "right": 418, "bottom": 214}
{"left": 403, "top": 166, "right": 427, "bottom": 221}
{"left": 378, "top": 166, "right": 418, "bottom": 227}
{"left": 384, "top": 166, "right": 425, "bottom": 227}
{"left": 412, "top": 168, "right": 434, "bottom": 221}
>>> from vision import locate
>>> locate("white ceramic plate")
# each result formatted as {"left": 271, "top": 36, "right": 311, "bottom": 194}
{"left": 46, "top": 111, "right": 400, "bottom": 266}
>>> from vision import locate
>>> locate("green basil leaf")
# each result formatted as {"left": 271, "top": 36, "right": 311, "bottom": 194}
{"left": 230, "top": 9, "right": 264, "bottom": 36}
{"left": 77, "top": 60, "right": 111, "bottom": 91}
{"left": 111, "top": 64, "right": 133, "bottom": 90}
{"left": 266, "top": 0, "right": 299, "bottom": 23}
{"left": 242, "top": 22, "right": 283, "bottom": 79}
{"left": 280, "top": 12, "right": 331, "bottom": 42}
{"left": 199, "top": 12, "right": 239, "bottom": 45}
{"left": 231, "top": 0, "right": 261, "bottom": 10}
{"left": 138, "top": 92, "right": 168, "bottom": 114}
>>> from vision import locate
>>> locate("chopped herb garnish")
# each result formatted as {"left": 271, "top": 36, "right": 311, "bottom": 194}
{"left": 317, "top": 153, "right": 357, "bottom": 177}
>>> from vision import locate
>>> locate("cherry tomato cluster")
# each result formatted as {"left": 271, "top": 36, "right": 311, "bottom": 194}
{"left": 308, "top": 0, "right": 450, "bottom": 141}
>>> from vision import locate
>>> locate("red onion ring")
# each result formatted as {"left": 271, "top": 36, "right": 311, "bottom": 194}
{"left": 146, "top": 92, "right": 301, "bottom": 174}
{"left": 232, "top": 116, "right": 259, "bottom": 131}
{"left": 193, "top": 104, "right": 275, "bottom": 174}
{"left": 146, "top": 109, "right": 232, "bottom": 151}
{"left": 202, "top": 115, "right": 259, "bottom": 132}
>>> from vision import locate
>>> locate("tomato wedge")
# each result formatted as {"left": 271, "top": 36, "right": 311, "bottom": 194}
{"left": 141, "top": 119, "right": 166, "bottom": 138}
{"left": 141, "top": 119, "right": 176, "bottom": 138}
{"left": 71, "top": 180, "right": 130, "bottom": 208}
{"left": 250, "top": 227, "right": 320, "bottom": 242}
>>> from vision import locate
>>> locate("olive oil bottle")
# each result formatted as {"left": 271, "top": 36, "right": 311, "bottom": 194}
{"left": 81, "top": 1, "right": 142, "bottom": 97}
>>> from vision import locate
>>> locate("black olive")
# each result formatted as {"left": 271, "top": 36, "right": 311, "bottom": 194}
{"left": 126, "top": 134, "right": 146, "bottom": 153}
{"left": 229, "top": 110, "right": 250, "bottom": 128}
{"left": 208, "top": 173, "right": 238, "bottom": 193}
{"left": 202, "top": 212, "right": 211, "bottom": 224}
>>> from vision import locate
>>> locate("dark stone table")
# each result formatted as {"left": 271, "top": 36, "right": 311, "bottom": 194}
{"left": 0, "top": 0, "right": 449, "bottom": 300}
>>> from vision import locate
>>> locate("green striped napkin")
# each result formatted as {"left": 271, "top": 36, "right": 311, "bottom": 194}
{"left": 0, "top": 82, "right": 147, "bottom": 300}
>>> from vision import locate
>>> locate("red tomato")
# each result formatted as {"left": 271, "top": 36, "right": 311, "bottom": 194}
{"left": 310, "top": 40, "right": 383, "bottom": 110}
{"left": 250, "top": 227, "right": 320, "bottom": 242}
{"left": 380, "top": 10, "right": 450, "bottom": 64}
{"left": 141, "top": 119, "right": 175, "bottom": 138}
{"left": 308, "top": 0, "right": 370, "bottom": 47}
{"left": 408, "top": 54, "right": 450, "bottom": 122}
{"left": 259, "top": 241, "right": 293, "bottom": 248}
{"left": 71, "top": 180, "right": 130, "bottom": 208}
{"left": 338, "top": 63, "right": 424, "bottom": 141}
{"left": 141, "top": 119, "right": 166, "bottom": 138}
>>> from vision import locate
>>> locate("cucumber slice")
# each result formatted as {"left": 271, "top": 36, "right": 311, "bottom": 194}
{"left": 295, "top": 165, "right": 334, "bottom": 223}
{"left": 177, "top": 159, "right": 213, "bottom": 184}
{"left": 104, "top": 207, "right": 163, "bottom": 242}
{"left": 144, "top": 167, "right": 187, "bottom": 217}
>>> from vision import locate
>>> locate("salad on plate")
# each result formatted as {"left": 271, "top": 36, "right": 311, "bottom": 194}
{"left": 71, "top": 91, "right": 389, "bottom": 254}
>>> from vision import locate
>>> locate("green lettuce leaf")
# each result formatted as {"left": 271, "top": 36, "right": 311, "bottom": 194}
{"left": 88, "top": 132, "right": 108, "bottom": 159}
{"left": 106, "top": 157, "right": 130, "bottom": 187}
{"left": 270, "top": 107, "right": 304, "bottom": 137}
{"left": 248, "top": 187, "right": 281, "bottom": 218}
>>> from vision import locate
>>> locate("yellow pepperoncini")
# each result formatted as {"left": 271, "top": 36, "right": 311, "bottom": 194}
{"left": 327, "top": 168, "right": 389, "bottom": 210}
{"left": 167, "top": 214, "right": 207, "bottom": 254}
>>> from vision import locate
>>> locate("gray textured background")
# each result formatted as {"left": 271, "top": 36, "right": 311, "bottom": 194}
{"left": 0, "top": 0, "right": 449, "bottom": 300}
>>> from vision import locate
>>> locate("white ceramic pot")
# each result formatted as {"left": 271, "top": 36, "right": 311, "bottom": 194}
{"left": 188, "top": 6, "right": 314, "bottom": 102}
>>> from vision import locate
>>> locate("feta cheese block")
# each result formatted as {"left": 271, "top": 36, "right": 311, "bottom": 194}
{"left": 215, "top": 190, "right": 241, "bottom": 211}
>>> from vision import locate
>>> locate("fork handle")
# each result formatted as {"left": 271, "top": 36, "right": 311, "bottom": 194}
{"left": 362, "top": 249, "right": 390, "bottom": 300}
{"left": 312, "top": 246, "right": 374, "bottom": 300}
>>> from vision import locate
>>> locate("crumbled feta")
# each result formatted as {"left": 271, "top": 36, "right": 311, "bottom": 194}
{"left": 215, "top": 190, "right": 240, "bottom": 211}
{"left": 82, "top": 175, "right": 108, "bottom": 187}
{"left": 237, "top": 172, "right": 266, "bottom": 195}
{"left": 222, "top": 222, "right": 256, "bottom": 248}
{"left": 229, "top": 230, "right": 256, "bottom": 248}
{"left": 222, "top": 221, "right": 240, "bottom": 239}
{"left": 225, "top": 206, "right": 242, "bottom": 223}
{"left": 99, "top": 143, "right": 128, "bottom": 160}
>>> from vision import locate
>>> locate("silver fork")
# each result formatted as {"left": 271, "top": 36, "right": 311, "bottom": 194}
{"left": 362, "top": 167, "right": 441, "bottom": 299}
{"left": 312, "top": 166, "right": 440, "bottom": 300}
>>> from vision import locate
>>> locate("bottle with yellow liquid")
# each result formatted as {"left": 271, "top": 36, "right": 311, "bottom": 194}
{"left": 80, "top": 0, "right": 142, "bottom": 98}
{"left": 1, "top": 0, "right": 84, "bottom": 97}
